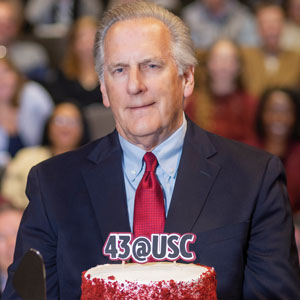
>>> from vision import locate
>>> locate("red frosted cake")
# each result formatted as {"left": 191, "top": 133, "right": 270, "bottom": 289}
{"left": 81, "top": 262, "right": 217, "bottom": 299}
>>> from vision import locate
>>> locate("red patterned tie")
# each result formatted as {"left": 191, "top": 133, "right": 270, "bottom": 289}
{"left": 133, "top": 152, "right": 165, "bottom": 238}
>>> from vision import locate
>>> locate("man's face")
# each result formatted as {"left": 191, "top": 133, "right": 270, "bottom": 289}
{"left": 0, "top": 210, "right": 22, "bottom": 273}
{"left": 0, "top": 3, "right": 19, "bottom": 46}
{"left": 207, "top": 40, "right": 240, "bottom": 85}
{"left": 257, "top": 6, "right": 284, "bottom": 52}
{"left": 100, "top": 18, "right": 194, "bottom": 150}
{"left": 202, "top": 0, "right": 225, "bottom": 13}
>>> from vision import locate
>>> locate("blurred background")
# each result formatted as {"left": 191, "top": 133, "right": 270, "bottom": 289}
{"left": 0, "top": 0, "right": 300, "bottom": 292}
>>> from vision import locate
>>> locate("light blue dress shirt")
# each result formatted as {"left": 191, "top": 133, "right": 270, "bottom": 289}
{"left": 119, "top": 116, "right": 187, "bottom": 231}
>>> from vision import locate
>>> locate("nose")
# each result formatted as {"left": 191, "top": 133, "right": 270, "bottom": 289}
{"left": 127, "top": 66, "right": 146, "bottom": 95}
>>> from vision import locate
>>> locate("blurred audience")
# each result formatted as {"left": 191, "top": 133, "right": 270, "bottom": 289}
{"left": 185, "top": 39, "right": 257, "bottom": 142}
{"left": 281, "top": 0, "right": 300, "bottom": 53}
{"left": 107, "top": 0, "right": 181, "bottom": 13}
{"left": 47, "top": 16, "right": 102, "bottom": 107}
{"left": 241, "top": 2, "right": 300, "bottom": 97}
{"left": 0, "top": 57, "right": 53, "bottom": 169}
{"left": 0, "top": 0, "right": 50, "bottom": 82}
{"left": 1, "top": 101, "right": 90, "bottom": 209}
{"left": 0, "top": 203, "right": 22, "bottom": 294}
{"left": 182, "top": 0, "right": 258, "bottom": 49}
{"left": 247, "top": 87, "right": 300, "bottom": 214}
{"left": 24, "top": 0, "right": 103, "bottom": 38}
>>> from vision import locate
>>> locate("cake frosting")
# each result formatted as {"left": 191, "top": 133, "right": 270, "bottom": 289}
{"left": 81, "top": 262, "right": 217, "bottom": 299}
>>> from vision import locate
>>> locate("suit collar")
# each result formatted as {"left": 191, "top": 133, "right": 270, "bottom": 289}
{"left": 87, "top": 129, "right": 121, "bottom": 164}
{"left": 165, "top": 120, "right": 221, "bottom": 233}
{"left": 82, "top": 130, "right": 131, "bottom": 241}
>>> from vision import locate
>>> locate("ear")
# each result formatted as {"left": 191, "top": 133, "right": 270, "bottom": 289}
{"left": 100, "top": 80, "right": 110, "bottom": 108}
{"left": 182, "top": 66, "right": 195, "bottom": 98}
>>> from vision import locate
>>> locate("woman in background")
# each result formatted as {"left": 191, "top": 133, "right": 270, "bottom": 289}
{"left": 47, "top": 16, "right": 102, "bottom": 107}
{"left": 185, "top": 39, "right": 257, "bottom": 142}
{"left": 248, "top": 87, "right": 300, "bottom": 214}
{"left": 0, "top": 57, "right": 53, "bottom": 165}
{"left": 1, "top": 101, "right": 90, "bottom": 209}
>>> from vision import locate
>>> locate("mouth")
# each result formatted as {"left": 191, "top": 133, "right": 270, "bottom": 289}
{"left": 129, "top": 102, "right": 155, "bottom": 110}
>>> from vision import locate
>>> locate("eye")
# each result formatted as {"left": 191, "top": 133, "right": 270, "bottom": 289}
{"left": 148, "top": 64, "right": 158, "bottom": 69}
{"left": 114, "top": 67, "right": 124, "bottom": 74}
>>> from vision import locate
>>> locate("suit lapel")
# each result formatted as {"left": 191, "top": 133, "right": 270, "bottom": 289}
{"left": 81, "top": 131, "right": 131, "bottom": 242}
{"left": 165, "top": 121, "right": 221, "bottom": 233}
{"left": 81, "top": 122, "right": 221, "bottom": 239}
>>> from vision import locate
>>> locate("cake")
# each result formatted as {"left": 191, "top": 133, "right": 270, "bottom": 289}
{"left": 81, "top": 262, "right": 217, "bottom": 299}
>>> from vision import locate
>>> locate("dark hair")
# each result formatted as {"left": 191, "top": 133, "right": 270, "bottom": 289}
{"left": 41, "top": 100, "right": 91, "bottom": 147}
{"left": 255, "top": 87, "right": 300, "bottom": 140}
{"left": 254, "top": 0, "right": 284, "bottom": 14}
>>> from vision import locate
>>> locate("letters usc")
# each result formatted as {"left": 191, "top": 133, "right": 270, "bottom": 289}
{"left": 103, "top": 233, "right": 196, "bottom": 263}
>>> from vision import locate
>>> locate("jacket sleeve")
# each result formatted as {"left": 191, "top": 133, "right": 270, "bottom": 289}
{"left": 243, "top": 155, "right": 300, "bottom": 299}
{"left": 2, "top": 165, "right": 59, "bottom": 299}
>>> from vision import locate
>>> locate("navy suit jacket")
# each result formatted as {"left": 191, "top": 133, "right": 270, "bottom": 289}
{"left": 3, "top": 120, "right": 300, "bottom": 299}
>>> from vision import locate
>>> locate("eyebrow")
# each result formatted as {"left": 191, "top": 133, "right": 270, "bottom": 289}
{"left": 140, "top": 57, "right": 165, "bottom": 65}
{"left": 107, "top": 57, "right": 166, "bottom": 70}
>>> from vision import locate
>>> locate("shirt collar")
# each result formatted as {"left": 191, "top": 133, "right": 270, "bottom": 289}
{"left": 119, "top": 115, "right": 187, "bottom": 181}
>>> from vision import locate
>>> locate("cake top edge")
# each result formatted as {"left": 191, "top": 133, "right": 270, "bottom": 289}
{"left": 84, "top": 262, "right": 214, "bottom": 283}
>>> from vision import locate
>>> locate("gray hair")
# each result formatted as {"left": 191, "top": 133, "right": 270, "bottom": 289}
{"left": 94, "top": 0, "right": 197, "bottom": 80}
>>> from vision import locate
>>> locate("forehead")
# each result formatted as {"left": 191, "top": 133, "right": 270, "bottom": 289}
{"left": 53, "top": 103, "right": 80, "bottom": 118}
{"left": 0, "top": 3, "right": 16, "bottom": 19}
{"left": 267, "top": 91, "right": 293, "bottom": 106}
{"left": 103, "top": 18, "right": 172, "bottom": 63}
{"left": 258, "top": 6, "right": 283, "bottom": 21}
{"left": 210, "top": 41, "right": 237, "bottom": 57}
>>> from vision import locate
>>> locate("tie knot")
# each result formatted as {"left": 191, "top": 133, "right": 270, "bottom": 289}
{"left": 144, "top": 152, "right": 158, "bottom": 172}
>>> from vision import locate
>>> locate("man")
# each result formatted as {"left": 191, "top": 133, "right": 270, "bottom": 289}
{"left": 0, "top": 204, "right": 22, "bottom": 296}
{"left": 0, "top": 0, "right": 49, "bottom": 82}
{"left": 3, "top": 1, "right": 300, "bottom": 299}
{"left": 241, "top": 1, "right": 300, "bottom": 96}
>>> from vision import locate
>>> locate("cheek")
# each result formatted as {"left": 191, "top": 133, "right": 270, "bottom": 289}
{"left": 73, "top": 127, "right": 83, "bottom": 144}
{"left": 48, "top": 125, "right": 57, "bottom": 142}
{"left": 285, "top": 114, "right": 296, "bottom": 127}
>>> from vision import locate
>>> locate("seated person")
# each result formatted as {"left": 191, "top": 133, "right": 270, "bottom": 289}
{"left": 47, "top": 17, "right": 103, "bottom": 107}
{"left": 185, "top": 39, "right": 257, "bottom": 143}
{"left": 241, "top": 2, "right": 300, "bottom": 96}
{"left": 1, "top": 101, "right": 90, "bottom": 210}
{"left": 0, "top": 203, "right": 22, "bottom": 295}
{"left": 246, "top": 87, "right": 300, "bottom": 214}
{"left": 0, "top": 57, "right": 53, "bottom": 167}
{"left": 0, "top": 0, "right": 50, "bottom": 82}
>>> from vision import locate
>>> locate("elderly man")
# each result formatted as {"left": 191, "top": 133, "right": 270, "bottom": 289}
{"left": 3, "top": 1, "right": 300, "bottom": 299}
